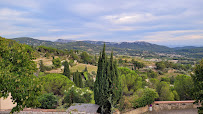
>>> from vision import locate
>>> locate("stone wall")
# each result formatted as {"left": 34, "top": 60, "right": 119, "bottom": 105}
{"left": 123, "top": 105, "right": 148, "bottom": 114}
{"left": 152, "top": 100, "right": 200, "bottom": 112}
{"left": 0, "top": 93, "right": 16, "bottom": 110}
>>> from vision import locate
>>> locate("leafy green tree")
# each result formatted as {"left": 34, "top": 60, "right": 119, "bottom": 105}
{"left": 156, "top": 61, "right": 166, "bottom": 71}
{"left": 149, "top": 78, "right": 159, "bottom": 90}
{"left": 147, "top": 69, "right": 158, "bottom": 78}
{"left": 192, "top": 59, "right": 203, "bottom": 113}
{"left": 172, "top": 90, "right": 180, "bottom": 101}
{"left": 80, "top": 51, "right": 91, "bottom": 64}
{"left": 40, "top": 73, "right": 74, "bottom": 96}
{"left": 174, "top": 75, "right": 193, "bottom": 100}
{"left": 63, "top": 61, "right": 70, "bottom": 79}
{"left": 119, "top": 67, "right": 139, "bottom": 95}
{"left": 69, "top": 50, "right": 80, "bottom": 61}
{"left": 38, "top": 93, "right": 57, "bottom": 109}
{"left": 94, "top": 44, "right": 122, "bottom": 114}
{"left": 0, "top": 37, "right": 41, "bottom": 113}
{"left": 52, "top": 58, "right": 61, "bottom": 68}
{"left": 161, "top": 77, "right": 170, "bottom": 83}
{"left": 159, "top": 82, "right": 174, "bottom": 101}
{"left": 157, "top": 81, "right": 174, "bottom": 101}
{"left": 133, "top": 88, "right": 158, "bottom": 108}
{"left": 133, "top": 61, "right": 145, "bottom": 70}
{"left": 39, "top": 60, "right": 45, "bottom": 72}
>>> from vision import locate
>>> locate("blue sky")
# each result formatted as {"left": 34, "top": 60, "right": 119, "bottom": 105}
{"left": 0, "top": 0, "right": 203, "bottom": 47}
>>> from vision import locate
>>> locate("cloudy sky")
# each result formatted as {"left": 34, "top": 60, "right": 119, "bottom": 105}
{"left": 0, "top": 0, "right": 203, "bottom": 47}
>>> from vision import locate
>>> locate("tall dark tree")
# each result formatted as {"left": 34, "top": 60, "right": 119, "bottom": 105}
{"left": 73, "top": 71, "right": 83, "bottom": 88}
{"left": 84, "top": 66, "right": 88, "bottom": 72}
{"left": 78, "top": 73, "right": 83, "bottom": 88}
{"left": 133, "top": 61, "right": 145, "bottom": 70}
{"left": 39, "top": 60, "right": 45, "bottom": 72}
{"left": 63, "top": 60, "right": 70, "bottom": 79}
{"left": 192, "top": 59, "right": 203, "bottom": 113}
{"left": 94, "top": 44, "right": 122, "bottom": 114}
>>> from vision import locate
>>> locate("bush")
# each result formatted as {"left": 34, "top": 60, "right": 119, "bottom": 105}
{"left": 133, "top": 88, "right": 158, "bottom": 108}
{"left": 38, "top": 93, "right": 57, "bottom": 109}
{"left": 63, "top": 85, "right": 93, "bottom": 106}
{"left": 147, "top": 70, "right": 158, "bottom": 78}
{"left": 52, "top": 58, "right": 61, "bottom": 68}
{"left": 118, "top": 96, "right": 133, "bottom": 112}
{"left": 44, "top": 65, "right": 55, "bottom": 71}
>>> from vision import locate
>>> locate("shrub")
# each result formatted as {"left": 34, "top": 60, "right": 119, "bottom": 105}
{"left": 38, "top": 93, "right": 57, "bottom": 109}
{"left": 63, "top": 85, "right": 93, "bottom": 106}
{"left": 118, "top": 96, "right": 133, "bottom": 112}
{"left": 133, "top": 88, "right": 158, "bottom": 108}
{"left": 44, "top": 65, "right": 55, "bottom": 71}
{"left": 52, "top": 58, "right": 61, "bottom": 68}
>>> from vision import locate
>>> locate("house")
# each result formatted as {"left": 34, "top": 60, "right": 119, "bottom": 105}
{"left": 67, "top": 103, "right": 100, "bottom": 114}
{"left": 0, "top": 93, "right": 16, "bottom": 110}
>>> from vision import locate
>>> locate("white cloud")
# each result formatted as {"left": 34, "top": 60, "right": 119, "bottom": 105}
{"left": 135, "top": 30, "right": 203, "bottom": 43}
{"left": 36, "top": 34, "right": 93, "bottom": 41}
{"left": 103, "top": 13, "right": 156, "bottom": 24}
{"left": 48, "top": 29, "right": 65, "bottom": 32}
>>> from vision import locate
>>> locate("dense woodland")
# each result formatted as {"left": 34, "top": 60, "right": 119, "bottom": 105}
{"left": 0, "top": 36, "right": 203, "bottom": 113}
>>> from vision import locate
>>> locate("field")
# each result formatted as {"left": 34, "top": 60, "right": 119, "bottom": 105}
{"left": 70, "top": 63, "right": 97, "bottom": 74}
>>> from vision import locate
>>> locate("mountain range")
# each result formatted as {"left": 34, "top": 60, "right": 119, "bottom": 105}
{"left": 12, "top": 37, "right": 203, "bottom": 59}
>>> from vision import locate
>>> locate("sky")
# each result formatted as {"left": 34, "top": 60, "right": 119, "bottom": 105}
{"left": 0, "top": 0, "right": 203, "bottom": 47}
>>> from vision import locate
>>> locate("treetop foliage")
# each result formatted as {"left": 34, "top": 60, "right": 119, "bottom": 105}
{"left": 0, "top": 37, "right": 41, "bottom": 113}
{"left": 40, "top": 73, "right": 74, "bottom": 96}
{"left": 192, "top": 59, "right": 203, "bottom": 113}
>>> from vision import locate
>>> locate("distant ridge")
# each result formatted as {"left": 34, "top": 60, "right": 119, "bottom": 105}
{"left": 11, "top": 37, "right": 203, "bottom": 58}
{"left": 54, "top": 39, "right": 172, "bottom": 52}
{"left": 55, "top": 39, "right": 76, "bottom": 43}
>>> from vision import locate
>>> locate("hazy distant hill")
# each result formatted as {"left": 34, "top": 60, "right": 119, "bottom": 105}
{"left": 55, "top": 39, "right": 172, "bottom": 52}
{"left": 12, "top": 37, "right": 203, "bottom": 58}
{"left": 55, "top": 39, "right": 76, "bottom": 43}
{"left": 14, "top": 37, "right": 56, "bottom": 46}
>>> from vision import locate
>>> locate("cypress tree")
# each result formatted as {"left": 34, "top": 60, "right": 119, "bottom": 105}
{"left": 73, "top": 71, "right": 83, "bottom": 88}
{"left": 39, "top": 60, "right": 45, "bottom": 72}
{"left": 84, "top": 66, "right": 88, "bottom": 72}
{"left": 79, "top": 73, "right": 83, "bottom": 88}
{"left": 63, "top": 61, "right": 70, "bottom": 79}
{"left": 94, "top": 44, "right": 122, "bottom": 114}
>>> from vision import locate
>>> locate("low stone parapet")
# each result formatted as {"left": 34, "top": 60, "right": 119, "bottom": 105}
{"left": 152, "top": 100, "right": 200, "bottom": 111}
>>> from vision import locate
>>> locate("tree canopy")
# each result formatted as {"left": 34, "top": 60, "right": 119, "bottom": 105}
{"left": 174, "top": 75, "right": 193, "bottom": 100}
{"left": 0, "top": 37, "right": 41, "bottom": 113}
{"left": 40, "top": 73, "right": 74, "bottom": 96}
{"left": 192, "top": 59, "right": 203, "bottom": 113}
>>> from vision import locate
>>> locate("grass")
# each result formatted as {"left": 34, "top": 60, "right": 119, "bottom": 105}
{"left": 70, "top": 63, "right": 97, "bottom": 74}
{"left": 116, "top": 56, "right": 155, "bottom": 66}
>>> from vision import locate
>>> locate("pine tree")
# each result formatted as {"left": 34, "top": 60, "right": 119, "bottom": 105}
{"left": 94, "top": 44, "right": 122, "bottom": 114}
{"left": 63, "top": 61, "right": 70, "bottom": 79}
